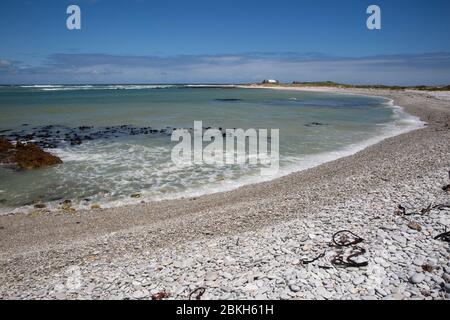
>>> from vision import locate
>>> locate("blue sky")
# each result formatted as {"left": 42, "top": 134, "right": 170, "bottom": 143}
{"left": 1, "top": 0, "right": 450, "bottom": 84}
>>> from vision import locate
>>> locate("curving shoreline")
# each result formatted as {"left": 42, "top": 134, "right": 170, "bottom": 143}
{"left": 0, "top": 88, "right": 423, "bottom": 215}
{"left": 0, "top": 87, "right": 449, "bottom": 300}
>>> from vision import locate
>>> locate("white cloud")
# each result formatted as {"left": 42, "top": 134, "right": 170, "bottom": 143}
{"left": 1, "top": 52, "right": 450, "bottom": 85}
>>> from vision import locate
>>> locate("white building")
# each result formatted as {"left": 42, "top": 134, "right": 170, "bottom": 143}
{"left": 262, "top": 79, "right": 279, "bottom": 84}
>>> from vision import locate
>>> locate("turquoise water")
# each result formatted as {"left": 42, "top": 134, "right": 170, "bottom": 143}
{"left": 0, "top": 85, "right": 422, "bottom": 213}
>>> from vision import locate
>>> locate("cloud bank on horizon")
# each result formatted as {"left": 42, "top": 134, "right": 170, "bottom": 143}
{"left": 1, "top": 0, "right": 450, "bottom": 85}
{"left": 1, "top": 52, "right": 450, "bottom": 85}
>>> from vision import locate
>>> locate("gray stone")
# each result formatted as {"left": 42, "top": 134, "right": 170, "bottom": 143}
{"left": 391, "top": 293, "right": 404, "bottom": 300}
{"left": 361, "top": 295, "right": 378, "bottom": 300}
{"left": 353, "top": 276, "right": 365, "bottom": 286}
{"left": 133, "top": 290, "right": 149, "bottom": 299}
{"left": 410, "top": 273, "right": 426, "bottom": 284}
{"left": 392, "top": 235, "right": 407, "bottom": 245}
{"left": 205, "top": 272, "right": 219, "bottom": 282}
{"left": 444, "top": 284, "right": 450, "bottom": 294}
{"left": 289, "top": 284, "right": 301, "bottom": 292}
{"left": 316, "top": 287, "right": 333, "bottom": 299}
{"left": 431, "top": 276, "right": 444, "bottom": 285}
{"left": 243, "top": 283, "right": 259, "bottom": 293}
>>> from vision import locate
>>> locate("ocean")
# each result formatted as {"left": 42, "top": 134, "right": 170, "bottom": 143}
{"left": 0, "top": 85, "right": 423, "bottom": 213}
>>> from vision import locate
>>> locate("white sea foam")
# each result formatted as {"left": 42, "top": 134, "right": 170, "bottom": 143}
{"left": 20, "top": 85, "right": 64, "bottom": 88}
{"left": 41, "top": 85, "right": 94, "bottom": 91}
{"left": 23, "top": 84, "right": 175, "bottom": 92}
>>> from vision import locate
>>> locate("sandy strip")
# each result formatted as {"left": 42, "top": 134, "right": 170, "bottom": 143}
{"left": 0, "top": 88, "right": 449, "bottom": 300}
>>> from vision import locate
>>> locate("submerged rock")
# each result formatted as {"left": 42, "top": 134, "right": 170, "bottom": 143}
{"left": 0, "top": 137, "right": 63, "bottom": 170}
{"left": 305, "top": 122, "right": 328, "bottom": 127}
{"left": 2, "top": 124, "right": 170, "bottom": 150}
{"left": 214, "top": 98, "right": 243, "bottom": 102}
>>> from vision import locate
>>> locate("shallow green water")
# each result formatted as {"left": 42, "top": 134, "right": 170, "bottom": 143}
{"left": 0, "top": 85, "right": 422, "bottom": 213}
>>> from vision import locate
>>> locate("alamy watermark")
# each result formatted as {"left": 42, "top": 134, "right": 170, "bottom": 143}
{"left": 66, "top": 4, "right": 381, "bottom": 31}
{"left": 367, "top": 5, "right": 381, "bottom": 30}
{"left": 66, "top": 5, "right": 81, "bottom": 30}
{"left": 171, "top": 121, "right": 280, "bottom": 176}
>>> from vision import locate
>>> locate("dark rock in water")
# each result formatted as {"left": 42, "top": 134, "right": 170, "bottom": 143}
{"left": 60, "top": 199, "right": 72, "bottom": 205}
{"left": 305, "top": 122, "right": 328, "bottom": 127}
{"left": 71, "top": 138, "right": 82, "bottom": 146}
{"left": 43, "top": 143, "right": 57, "bottom": 149}
{"left": 0, "top": 199, "right": 7, "bottom": 204}
{"left": 34, "top": 203, "right": 47, "bottom": 209}
{"left": 215, "top": 99, "right": 243, "bottom": 102}
{"left": 2, "top": 123, "right": 176, "bottom": 149}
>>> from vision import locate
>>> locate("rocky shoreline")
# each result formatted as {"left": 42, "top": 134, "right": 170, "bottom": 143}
{"left": 0, "top": 88, "right": 449, "bottom": 300}
{"left": 1, "top": 124, "right": 175, "bottom": 149}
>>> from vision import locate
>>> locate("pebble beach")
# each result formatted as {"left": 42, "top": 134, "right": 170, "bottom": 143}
{"left": 0, "top": 87, "right": 449, "bottom": 300}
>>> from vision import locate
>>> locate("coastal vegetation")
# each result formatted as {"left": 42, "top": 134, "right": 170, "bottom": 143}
{"left": 258, "top": 81, "right": 450, "bottom": 91}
